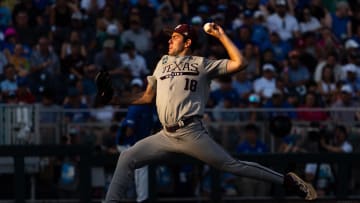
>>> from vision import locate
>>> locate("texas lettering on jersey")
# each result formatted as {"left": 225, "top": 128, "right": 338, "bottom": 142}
{"left": 160, "top": 56, "right": 199, "bottom": 80}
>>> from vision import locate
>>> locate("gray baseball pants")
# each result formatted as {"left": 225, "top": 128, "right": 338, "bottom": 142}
{"left": 105, "top": 119, "right": 284, "bottom": 202}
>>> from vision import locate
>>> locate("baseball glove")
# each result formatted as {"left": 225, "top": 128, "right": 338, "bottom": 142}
{"left": 94, "top": 70, "right": 114, "bottom": 106}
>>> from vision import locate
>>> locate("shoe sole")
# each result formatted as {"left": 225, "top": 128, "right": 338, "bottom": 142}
{"left": 287, "top": 172, "right": 318, "bottom": 200}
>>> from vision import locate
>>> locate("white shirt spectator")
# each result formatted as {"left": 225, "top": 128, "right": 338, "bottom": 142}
{"left": 253, "top": 77, "right": 276, "bottom": 99}
{"left": 81, "top": 0, "right": 106, "bottom": 12}
{"left": 267, "top": 13, "right": 299, "bottom": 41}
{"left": 120, "top": 52, "right": 149, "bottom": 78}
{"left": 314, "top": 61, "right": 342, "bottom": 82}
{"left": 340, "top": 63, "right": 360, "bottom": 81}
{"left": 300, "top": 17, "right": 321, "bottom": 33}
{"left": 341, "top": 141, "right": 353, "bottom": 153}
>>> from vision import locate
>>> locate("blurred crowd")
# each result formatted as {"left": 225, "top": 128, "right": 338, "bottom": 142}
{"left": 0, "top": 0, "right": 360, "bottom": 123}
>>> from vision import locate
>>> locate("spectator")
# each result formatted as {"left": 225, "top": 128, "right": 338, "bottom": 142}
{"left": 305, "top": 125, "right": 353, "bottom": 197}
{"left": 321, "top": 125, "right": 353, "bottom": 153}
{"left": 232, "top": 71, "right": 253, "bottom": 103}
{"left": 317, "top": 64, "right": 336, "bottom": 105}
{"left": 297, "top": 92, "right": 329, "bottom": 121}
{"left": 13, "top": 10, "right": 37, "bottom": 47}
{"left": 0, "top": 0, "right": 11, "bottom": 30}
{"left": 251, "top": 10, "right": 270, "bottom": 47}
{"left": 245, "top": 93, "right": 266, "bottom": 122}
{"left": 152, "top": 2, "right": 179, "bottom": 37}
{"left": 0, "top": 51, "right": 8, "bottom": 79}
{"left": 260, "top": 31, "right": 292, "bottom": 63}
{"left": 94, "top": 39, "right": 126, "bottom": 90}
{"left": 119, "top": 41, "right": 149, "bottom": 78}
{"left": 316, "top": 27, "right": 342, "bottom": 57}
{"left": 5, "top": 43, "right": 30, "bottom": 78}
{"left": 132, "top": 0, "right": 157, "bottom": 31}
{"left": 96, "top": 23, "right": 122, "bottom": 52}
{"left": 233, "top": 25, "right": 253, "bottom": 51}
{"left": 49, "top": 0, "right": 77, "bottom": 50}
{"left": 0, "top": 64, "right": 18, "bottom": 96}
{"left": 330, "top": 84, "right": 360, "bottom": 122}
{"left": 341, "top": 64, "right": 360, "bottom": 99}
{"left": 96, "top": 5, "right": 122, "bottom": 36}
{"left": 313, "top": 51, "right": 341, "bottom": 83}
{"left": 61, "top": 42, "right": 87, "bottom": 86}
{"left": 253, "top": 63, "right": 277, "bottom": 100}
{"left": 263, "top": 89, "right": 297, "bottom": 119}
{"left": 63, "top": 87, "right": 91, "bottom": 123}
{"left": 283, "top": 50, "right": 310, "bottom": 97}
{"left": 30, "top": 36, "right": 60, "bottom": 77}
{"left": 121, "top": 14, "right": 152, "bottom": 54}
{"left": 80, "top": 0, "right": 106, "bottom": 14}
{"left": 209, "top": 75, "right": 239, "bottom": 107}
{"left": 1, "top": 27, "right": 32, "bottom": 57}
{"left": 324, "top": 1, "right": 352, "bottom": 41}
{"left": 82, "top": 64, "right": 98, "bottom": 106}
{"left": 339, "top": 50, "right": 360, "bottom": 82}
{"left": 12, "top": 0, "right": 42, "bottom": 27}
{"left": 242, "top": 42, "right": 261, "bottom": 80}
{"left": 60, "top": 30, "right": 87, "bottom": 59}
{"left": 29, "top": 36, "right": 60, "bottom": 98}
{"left": 16, "top": 78, "right": 35, "bottom": 104}
{"left": 235, "top": 123, "right": 270, "bottom": 196}
{"left": 299, "top": 7, "right": 322, "bottom": 34}
{"left": 266, "top": 0, "right": 300, "bottom": 42}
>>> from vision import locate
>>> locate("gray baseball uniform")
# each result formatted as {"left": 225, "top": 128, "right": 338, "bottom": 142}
{"left": 104, "top": 55, "right": 284, "bottom": 202}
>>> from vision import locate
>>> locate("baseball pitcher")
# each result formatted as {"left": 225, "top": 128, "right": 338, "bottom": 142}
{"left": 95, "top": 22, "right": 317, "bottom": 202}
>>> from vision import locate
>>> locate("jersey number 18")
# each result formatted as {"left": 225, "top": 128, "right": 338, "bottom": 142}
{"left": 184, "top": 78, "right": 198, "bottom": 92}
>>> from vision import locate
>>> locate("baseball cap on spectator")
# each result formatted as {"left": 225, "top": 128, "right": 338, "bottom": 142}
{"left": 341, "top": 85, "right": 353, "bottom": 94}
{"left": 106, "top": 24, "right": 119, "bottom": 36}
{"left": 191, "top": 16, "right": 203, "bottom": 25}
{"left": 71, "top": 11, "right": 83, "bottom": 20}
{"left": 103, "top": 39, "right": 115, "bottom": 49}
{"left": 243, "top": 9, "right": 254, "bottom": 18}
{"left": 345, "top": 39, "right": 359, "bottom": 49}
{"left": 344, "top": 64, "right": 357, "bottom": 73}
{"left": 262, "top": 63, "right": 276, "bottom": 72}
{"left": 130, "top": 78, "right": 143, "bottom": 87}
{"left": 248, "top": 93, "right": 260, "bottom": 103}
{"left": 4, "top": 27, "right": 17, "bottom": 38}
{"left": 254, "top": 10, "right": 265, "bottom": 18}
{"left": 275, "top": 0, "right": 287, "bottom": 6}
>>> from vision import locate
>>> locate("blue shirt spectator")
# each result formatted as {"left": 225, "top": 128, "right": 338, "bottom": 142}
{"left": 263, "top": 90, "right": 297, "bottom": 119}
{"left": 117, "top": 105, "right": 156, "bottom": 146}
{"left": 236, "top": 123, "right": 269, "bottom": 154}
{"left": 0, "top": 2, "right": 11, "bottom": 30}
{"left": 261, "top": 32, "right": 292, "bottom": 62}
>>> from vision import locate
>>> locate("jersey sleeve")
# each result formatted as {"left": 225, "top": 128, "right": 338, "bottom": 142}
{"left": 204, "top": 58, "right": 228, "bottom": 78}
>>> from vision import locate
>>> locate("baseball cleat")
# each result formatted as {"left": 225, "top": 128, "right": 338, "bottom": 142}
{"left": 284, "top": 172, "right": 318, "bottom": 200}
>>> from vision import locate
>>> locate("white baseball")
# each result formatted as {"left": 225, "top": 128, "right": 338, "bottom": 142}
{"left": 203, "top": 23, "right": 211, "bottom": 32}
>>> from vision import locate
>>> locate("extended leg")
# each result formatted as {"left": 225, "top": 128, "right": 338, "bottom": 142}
{"left": 104, "top": 131, "right": 176, "bottom": 203}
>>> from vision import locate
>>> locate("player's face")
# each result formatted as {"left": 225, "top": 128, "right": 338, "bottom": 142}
{"left": 168, "top": 32, "right": 187, "bottom": 56}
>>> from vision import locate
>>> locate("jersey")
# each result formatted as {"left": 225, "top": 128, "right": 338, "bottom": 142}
{"left": 148, "top": 55, "right": 228, "bottom": 126}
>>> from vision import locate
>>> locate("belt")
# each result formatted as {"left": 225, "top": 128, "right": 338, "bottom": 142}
{"left": 165, "top": 116, "right": 199, "bottom": 133}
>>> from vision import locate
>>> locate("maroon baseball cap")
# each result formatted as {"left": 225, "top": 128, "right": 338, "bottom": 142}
{"left": 165, "top": 24, "right": 197, "bottom": 45}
